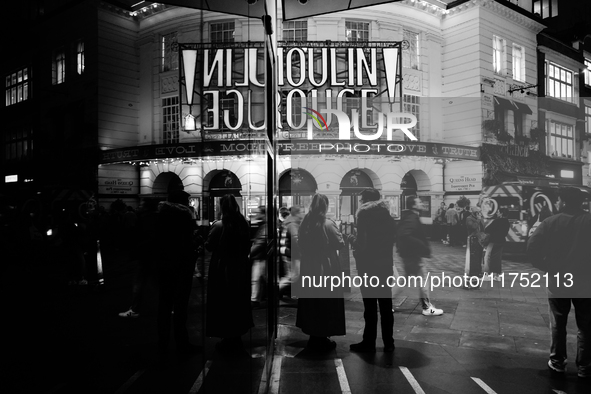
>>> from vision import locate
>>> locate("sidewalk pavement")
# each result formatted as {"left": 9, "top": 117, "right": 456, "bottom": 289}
{"left": 279, "top": 241, "right": 571, "bottom": 360}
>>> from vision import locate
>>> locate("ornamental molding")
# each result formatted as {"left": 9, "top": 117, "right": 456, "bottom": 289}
{"left": 444, "top": 0, "right": 545, "bottom": 33}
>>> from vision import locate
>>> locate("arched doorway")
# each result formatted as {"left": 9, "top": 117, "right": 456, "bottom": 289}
{"left": 206, "top": 170, "right": 242, "bottom": 222}
{"left": 153, "top": 172, "right": 184, "bottom": 197}
{"left": 339, "top": 169, "right": 374, "bottom": 223}
{"left": 278, "top": 169, "right": 317, "bottom": 213}
{"left": 400, "top": 170, "right": 431, "bottom": 217}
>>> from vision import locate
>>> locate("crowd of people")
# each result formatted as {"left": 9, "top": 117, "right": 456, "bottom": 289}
{"left": 4, "top": 185, "right": 588, "bottom": 378}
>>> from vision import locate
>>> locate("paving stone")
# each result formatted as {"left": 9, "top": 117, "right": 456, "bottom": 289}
{"left": 459, "top": 332, "right": 517, "bottom": 353}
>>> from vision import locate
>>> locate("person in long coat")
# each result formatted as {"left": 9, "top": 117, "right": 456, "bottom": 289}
{"left": 295, "top": 193, "right": 346, "bottom": 351}
{"left": 482, "top": 208, "right": 510, "bottom": 281}
{"left": 465, "top": 206, "right": 485, "bottom": 279}
{"left": 206, "top": 194, "right": 254, "bottom": 352}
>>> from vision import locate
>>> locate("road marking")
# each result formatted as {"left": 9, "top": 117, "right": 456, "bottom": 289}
{"left": 114, "top": 370, "right": 144, "bottom": 394}
{"left": 399, "top": 366, "right": 426, "bottom": 394}
{"left": 552, "top": 390, "right": 567, "bottom": 394}
{"left": 188, "top": 360, "right": 212, "bottom": 394}
{"left": 334, "top": 359, "right": 352, "bottom": 394}
{"left": 268, "top": 356, "right": 283, "bottom": 394}
{"left": 471, "top": 377, "right": 498, "bottom": 394}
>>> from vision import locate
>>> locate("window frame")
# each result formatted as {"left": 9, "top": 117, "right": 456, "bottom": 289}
{"left": 161, "top": 32, "right": 178, "bottom": 73}
{"left": 403, "top": 94, "right": 420, "bottom": 141}
{"left": 210, "top": 21, "right": 235, "bottom": 43}
{"left": 282, "top": 20, "right": 307, "bottom": 42}
{"left": 76, "top": 39, "right": 85, "bottom": 75}
{"left": 4, "top": 127, "right": 33, "bottom": 162}
{"left": 492, "top": 35, "right": 506, "bottom": 75}
{"left": 548, "top": 120, "right": 574, "bottom": 159}
{"left": 512, "top": 44, "right": 525, "bottom": 82}
{"left": 345, "top": 21, "right": 369, "bottom": 43}
{"left": 585, "top": 105, "right": 591, "bottom": 136}
{"left": 5, "top": 67, "right": 31, "bottom": 106}
{"left": 546, "top": 62, "right": 574, "bottom": 104}
{"left": 162, "top": 96, "right": 180, "bottom": 144}
{"left": 402, "top": 30, "right": 420, "bottom": 70}
{"left": 52, "top": 48, "right": 66, "bottom": 85}
{"left": 584, "top": 58, "right": 591, "bottom": 87}
{"left": 533, "top": 0, "right": 558, "bottom": 19}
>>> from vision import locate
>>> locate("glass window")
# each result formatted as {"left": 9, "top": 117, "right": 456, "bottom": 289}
{"left": 546, "top": 62, "right": 574, "bottom": 103}
{"left": 512, "top": 44, "right": 525, "bottom": 82}
{"left": 584, "top": 59, "right": 591, "bottom": 87}
{"left": 52, "top": 48, "right": 65, "bottom": 85}
{"left": 211, "top": 22, "right": 235, "bottom": 43}
{"left": 161, "top": 32, "right": 178, "bottom": 72}
{"left": 282, "top": 20, "right": 307, "bottom": 41}
{"left": 162, "top": 96, "right": 179, "bottom": 144}
{"left": 403, "top": 94, "right": 420, "bottom": 140}
{"left": 492, "top": 35, "right": 505, "bottom": 74}
{"left": 76, "top": 40, "right": 85, "bottom": 75}
{"left": 8, "top": 67, "right": 32, "bottom": 105}
{"left": 548, "top": 120, "right": 574, "bottom": 158}
{"left": 402, "top": 30, "right": 419, "bottom": 70}
{"left": 345, "top": 21, "right": 369, "bottom": 42}
{"left": 3, "top": 128, "right": 32, "bottom": 161}
{"left": 533, "top": 0, "right": 558, "bottom": 18}
{"left": 586, "top": 105, "right": 591, "bottom": 136}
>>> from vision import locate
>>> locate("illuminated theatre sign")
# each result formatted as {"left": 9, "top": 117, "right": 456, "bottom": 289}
{"left": 178, "top": 41, "right": 418, "bottom": 141}
{"left": 99, "top": 141, "right": 480, "bottom": 165}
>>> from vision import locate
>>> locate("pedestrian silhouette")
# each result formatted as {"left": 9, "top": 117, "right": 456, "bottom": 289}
{"left": 295, "top": 193, "right": 346, "bottom": 351}
{"left": 156, "top": 190, "right": 199, "bottom": 356}
{"left": 397, "top": 195, "right": 444, "bottom": 316}
{"left": 527, "top": 187, "right": 591, "bottom": 378}
{"left": 205, "top": 194, "right": 253, "bottom": 353}
{"left": 348, "top": 188, "right": 396, "bottom": 352}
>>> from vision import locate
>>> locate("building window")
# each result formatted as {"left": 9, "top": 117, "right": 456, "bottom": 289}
{"left": 403, "top": 94, "right": 420, "bottom": 140}
{"left": 76, "top": 40, "right": 85, "bottom": 75}
{"left": 533, "top": 0, "right": 558, "bottom": 19}
{"left": 4, "top": 128, "right": 32, "bottom": 162}
{"left": 52, "top": 48, "right": 65, "bottom": 85}
{"left": 514, "top": 111, "right": 523, "bottom": 138}
{"left": 280, "top": 91, "right": 303, "bottom": 128}
{"left": 585, "top": 105, "right": 591, "bottom": 136}
{"left": 512, "top": 44, "right": 525, "bottom": 82}
{"left": 402, "top": 30, "right": 419, "bottom": 70}
{"left": 548, "top": 120, "right": 573, "bottom": 158}
{"left": 492, "top": 35, "right": 505, "bottom": 75}
{"left": 5, "top": 67, "right": 30, "bottom": 106}
{"left": 161, "top": 32, "right": 178, "bottom": 72}
{"left": 345, "top": 21, "right": 369, "bottom": 42}
{"left": 546, "top": 62, "right": 573, "bottom": 103}
{"left": 282, "top": 20, "right": 307, "bottom": 41}
{"left": 584, "top": 58, "right": 591, "bottom": 87}
{"left": 211, "top": 22, "right": 235, "bottom": 43}
{"left": 162, "top": 96, "right": 179, "bottom": 144}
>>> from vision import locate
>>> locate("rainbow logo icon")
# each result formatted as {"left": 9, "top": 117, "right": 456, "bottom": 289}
{"left": 303, "top": 107, "right": 329, "bottom": 131}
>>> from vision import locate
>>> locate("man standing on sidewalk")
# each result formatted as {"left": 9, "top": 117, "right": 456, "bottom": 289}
{"left": 348, "top": 188, "right": 396, "bottom": 352}
{"left": 397, "top": 196, "right": 444, "bottom": 316}
{"left": 527, "top": 187, "right": 591, "bottom": 378}
{"left": 445, "top": 203, "right": 459, "bottom": 246}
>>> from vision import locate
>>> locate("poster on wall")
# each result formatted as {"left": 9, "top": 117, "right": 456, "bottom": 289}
{"left": 384, "top": 195, "right": 400, "bottom": 219}
{"left": 419, "top": 196, "right": 431, "bottom": 218}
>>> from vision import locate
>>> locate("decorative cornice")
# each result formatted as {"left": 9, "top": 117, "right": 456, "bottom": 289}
{"left": 400, "top": 0, "right": 447, "bottom": 18}
{"left": 444, "top": 0, "right": 546, "bottom": 33}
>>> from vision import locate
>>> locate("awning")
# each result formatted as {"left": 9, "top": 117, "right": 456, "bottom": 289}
{"left": 512, "top": 101, "right": 532, "bottom": 115}
{"left": 493, "top": 96, "right": 516, "bottom": 111}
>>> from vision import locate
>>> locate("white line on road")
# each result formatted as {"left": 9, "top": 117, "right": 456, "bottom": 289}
{"left": 334, "top": 359, "right": 352, "bottom": 394}
{"left": 552, "top": 390, "right": 568, "bottom": 394}
{"left": 268, "top": 356, "right": 283, "bottom": 394}
{"left": 399, "top": 366, "right": 426, "bottom": 394}
{"left": 471, "top": 377, "right": 498, "bottom": 394}
{"left": 114, "top": 370, "right": 144, "bottom": 394}
{"left": 188, "top": 360, "right": 212, "bottom": 394}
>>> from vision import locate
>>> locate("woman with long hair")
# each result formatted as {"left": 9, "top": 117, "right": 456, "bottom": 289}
{"left": 205, "top": 194, "right": 253, "bottom": 352}
{"left": 295, "top": 193, "right": 346, "bottom": 351}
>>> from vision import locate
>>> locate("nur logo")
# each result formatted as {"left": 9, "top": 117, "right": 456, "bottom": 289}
{"left": 302, "top": 100, "right": 418, "bottom": 142}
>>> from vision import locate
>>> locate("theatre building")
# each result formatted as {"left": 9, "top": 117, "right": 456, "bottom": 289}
{"left": 86, "top": 0, "right": 548, "bottom": 232}
{"left": 8, "top": 0, "right": 591, "bottom": 228}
